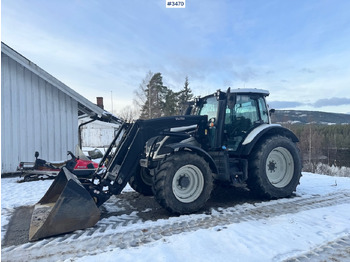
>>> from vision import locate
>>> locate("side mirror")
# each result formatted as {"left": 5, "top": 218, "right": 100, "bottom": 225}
{"left": 227, "top": 92, "right": 236, "bottom": 110}
{"left": 34, "top": 151, "right": 39, "bottom": 159}
{"left": 269, "top": 108, "right": 275, "bottom": 114}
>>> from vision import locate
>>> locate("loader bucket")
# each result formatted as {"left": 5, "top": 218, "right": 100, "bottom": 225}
{"left": 29, "top": 167, "right": 100, "bottom": 241}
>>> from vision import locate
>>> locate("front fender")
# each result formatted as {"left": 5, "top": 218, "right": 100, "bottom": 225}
{"left": 165, "top": 143, "right": 218, "bottom": 174}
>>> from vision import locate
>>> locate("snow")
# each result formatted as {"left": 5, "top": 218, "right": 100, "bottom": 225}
{"left": 2, "top": 173, "right": 350, "bottom": 261}
{"left": 80, "top": 205, "right": 350, "bottom": 262}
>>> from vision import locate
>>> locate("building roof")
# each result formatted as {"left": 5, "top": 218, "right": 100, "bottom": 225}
{"left": 1, "top": 42, "right": 105, "bottom": 118}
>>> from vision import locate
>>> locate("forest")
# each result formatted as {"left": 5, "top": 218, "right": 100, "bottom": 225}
{"left": 283, "top": 124, "right": 350, "bottom": 170}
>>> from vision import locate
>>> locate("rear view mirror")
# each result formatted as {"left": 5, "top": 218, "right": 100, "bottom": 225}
{"left": 227, "top": 92, "right": 236, "bottom": 110}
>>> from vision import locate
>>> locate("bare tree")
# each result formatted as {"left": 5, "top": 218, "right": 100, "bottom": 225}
{"left": 118, "top": 105, "right": 138, "bottom": 123}
{"left": 133, "top": 71, "right": 153, "bottom": 113}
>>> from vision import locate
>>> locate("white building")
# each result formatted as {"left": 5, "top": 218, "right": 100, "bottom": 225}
{"left": 1, "top": 42, "right": 108, "bottom": 174}
{"left": 79, "top": 119, "right": 119, "bottom": 148}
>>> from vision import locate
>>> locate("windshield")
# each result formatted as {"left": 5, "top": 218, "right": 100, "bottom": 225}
{"left": 194, "top": 96, "right": 218, "bottom": 120}
{"left": 75, "top": 145, "right": 90, "bottom": 161}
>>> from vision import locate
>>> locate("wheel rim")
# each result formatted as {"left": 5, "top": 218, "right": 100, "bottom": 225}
{"left": 172, "top": 164, "right": 204, "bottom": 203}
{"left": 266, "top": 147, "right": 294, "bottom": 188}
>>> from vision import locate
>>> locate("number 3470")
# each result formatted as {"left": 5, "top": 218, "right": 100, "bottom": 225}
{"left": 166, "top": 1, "right": 186, "bottom": 8}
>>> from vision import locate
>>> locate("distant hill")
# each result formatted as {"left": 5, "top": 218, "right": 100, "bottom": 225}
{"left": 271, "top": 110, "right": 350, "bottom": 125}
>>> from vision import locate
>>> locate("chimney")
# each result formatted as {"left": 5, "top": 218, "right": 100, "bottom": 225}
{"left": 96, "top": 97, "right": 104, "bottom": 109}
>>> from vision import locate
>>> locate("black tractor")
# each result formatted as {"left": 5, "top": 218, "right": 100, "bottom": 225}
{"left": 29, "top": 88, "right": 302, "bottom": 241}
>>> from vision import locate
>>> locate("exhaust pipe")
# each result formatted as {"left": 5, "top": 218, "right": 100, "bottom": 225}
{"left": 29, "top": 167, "right": 100, "bottom": 241}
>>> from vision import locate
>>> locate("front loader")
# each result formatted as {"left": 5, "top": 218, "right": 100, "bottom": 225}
{"left": 29, "top": 88, "right": 302, "bottom": 241}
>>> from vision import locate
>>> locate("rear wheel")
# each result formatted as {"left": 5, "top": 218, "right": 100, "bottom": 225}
{"left": 153, "top": 152, "right": 213, "bottom": 214}
{"left": 247, "top": 136, "right": 302, "bottom": 198}
{"left": 129, "top": 166, "right": 154, "bottom": 196}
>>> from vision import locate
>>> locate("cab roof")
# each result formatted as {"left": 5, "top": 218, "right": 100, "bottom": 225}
{"left": 229, "top": 88, "right": 270, "bottom": 96}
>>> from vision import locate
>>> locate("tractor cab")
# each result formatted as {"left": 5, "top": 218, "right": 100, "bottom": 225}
{"left": 192, "top": 88, "right": 271, "bottom": 152}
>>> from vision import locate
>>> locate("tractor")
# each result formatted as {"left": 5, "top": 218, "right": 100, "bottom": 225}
{"left": 29, "top": 88, "right": 301, "bottom": 241}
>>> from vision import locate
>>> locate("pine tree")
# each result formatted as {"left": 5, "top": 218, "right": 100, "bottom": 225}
{"left": 163, "top": 89, "right": 178, "bottom": 116}
{"left": 135, "top": 74, "right": 196, "bottom": 119}
{"left": 140, "top": 73, "right": 168, "bottom": 119}
{"left": 177, "top": 76, "right": 193, "bottom": 114}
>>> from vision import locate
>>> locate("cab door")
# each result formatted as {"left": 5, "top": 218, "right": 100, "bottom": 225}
{"left": 223, "top": 94, "right": 269, "bottom": 152}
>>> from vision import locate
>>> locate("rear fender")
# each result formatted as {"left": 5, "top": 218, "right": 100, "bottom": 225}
{"left": 165, "top": 143, "right": 218, "bottom": 174}
{"left": 240, "top": 124, "right": 299, "bottom": 156}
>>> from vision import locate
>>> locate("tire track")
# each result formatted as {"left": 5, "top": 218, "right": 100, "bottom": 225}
{"left": 280, "top": 234, "right": 350, "bottom": 262}
{"left": 2, "top": 190, "right": 350, "bottom": 262}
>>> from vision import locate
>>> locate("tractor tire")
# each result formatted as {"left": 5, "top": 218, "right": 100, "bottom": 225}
{"left": 129, "top": 166, "right": 154, "bottom": 196}
{"left": 153, "top": 152, "right": 213, "bottom": 214}
{"left": 247, "top": 135, "right": 302, "bottom": 199}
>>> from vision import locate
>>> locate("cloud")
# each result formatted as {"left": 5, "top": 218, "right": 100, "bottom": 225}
{"left": 300, "top": 67, "right": 314, "bottom": 74}
{"left": 268, "top": 98, "right": 350, "bottom": 111}
{"left": 313, "top": 97, "right": 350, "bottom": 107}
{"left": 232, "top": 67, "right": 257, "bottom": 82}
{"left": 268, "top": 101, "right": 304, "bottom": 109}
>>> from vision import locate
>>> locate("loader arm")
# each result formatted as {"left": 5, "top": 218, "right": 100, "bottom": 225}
{"left": 89, "top": 115, "right": 208, "bottom": 205}
{"left": 29, "top": 115, "right": 207, "bottom": 241}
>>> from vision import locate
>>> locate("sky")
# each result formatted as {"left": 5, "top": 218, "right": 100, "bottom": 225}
{"left": 1, "top": 0, "right": 350, "bottom": 115}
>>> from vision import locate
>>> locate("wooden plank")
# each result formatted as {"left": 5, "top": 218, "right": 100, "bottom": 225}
{"left": 17, "top": 63, "right": 26, "bottom": 164}
{"left": 46, "top": 82, "right": 54, "bottom": 160}
{"left": 52, "top": 87, "right": 59, "bottom": 160}
{"left": 67, "top": 97, "right": 78, "bottom": 153}
{"left": 1, "top": 54, "right": 11, "bottom": 172}
{"left": 25, "top": 68, "right": 34, "bottom": 161}
{"left": 39, "top": 78, "right": 47, "bottom": 158}
{"left": 59, "top": 90, "right": 68, "bottom": 157}
{"left": 32, "top": 73, "right": 41, "bottom": 157}
{"left": 66, "top": 96, "right": 74, "bottom": 153}
{"left": 10, "top": 58, "right": 19, "bottom": 171}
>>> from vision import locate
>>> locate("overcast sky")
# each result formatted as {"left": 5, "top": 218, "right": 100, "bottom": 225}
{"left": 2, "top": 0, "right": 350, "bottom": 114}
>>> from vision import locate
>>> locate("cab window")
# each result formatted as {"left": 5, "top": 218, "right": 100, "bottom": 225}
{"left": 197, "top": 96, "right": 218, "bottom": 121}
{"left": 225, "top": 95, "right": 259, "bottom": 126}
{"left": 258, "top": 97, "right": 269, "bottom": 123}
{"left": 224, "top": 95, "right": 260, "bottom": 151}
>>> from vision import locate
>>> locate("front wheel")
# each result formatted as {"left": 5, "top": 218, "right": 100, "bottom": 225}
{"left": 247, "top": 136, "right": 302, "bottom": 199}
{"left": 153, "top": 152, "right": 213, "bottom": 214}
{"left": 128, "top": 166, "right": 154, "bottom": 196}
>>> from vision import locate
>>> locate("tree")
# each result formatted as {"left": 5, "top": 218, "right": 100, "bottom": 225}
{"left": 118, "top": 105, "right": 138, "bottom": 123}
{"left": 133, "top": 71, "right": 153, "bottom": 113}
{"left": 163, "top": 89, "right": 178, "bottom": 116}
{"left": 139, "top": 73, "right": 168, "bottom": 119}
{"left": 134, "top": 73, "right": 196, "bottom": 119}
{"left": 177, "top": 76, "right": 193, "bottom": 114}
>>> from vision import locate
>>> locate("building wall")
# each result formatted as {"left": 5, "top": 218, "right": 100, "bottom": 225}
{"left": 79, "top": 120, "right": 119, "bottom": 148}
{"left": 1, "top": 52, "right": 78, "bottom": 173}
